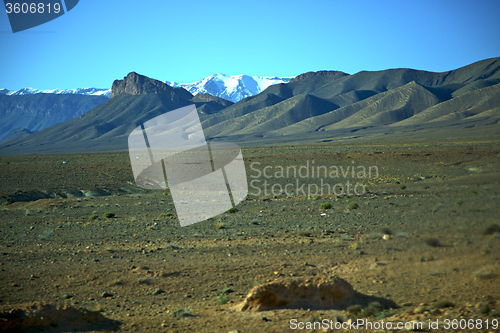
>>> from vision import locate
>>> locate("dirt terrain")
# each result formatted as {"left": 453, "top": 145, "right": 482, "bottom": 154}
{"left": 1, "top": 139, "right": 500, "bottom": 332}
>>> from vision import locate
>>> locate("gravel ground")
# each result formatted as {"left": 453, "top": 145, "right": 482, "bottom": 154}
{"left": 1, "top": 140, "right": 499, "bottom": 332}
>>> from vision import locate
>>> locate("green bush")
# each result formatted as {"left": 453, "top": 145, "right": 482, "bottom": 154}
{"left": 320, "top": 202, "right": 332, "bottom": 209}
{"left": 227, "top": 207, "right": 238, "bottom": 213}
{"left": 347, "top": 202, "right": 358, "bottom": 209}
{"left": 216, "top": 295, "right": 230, "bottom": 305}
{"left": 159, "top": 212, "right": 173, "bottom": 217}
{"left": 400, "top": 184, "right": 406, "bottom": 190}
{"left": 104, "top": 212, "right": 115, "bottom": 218}
{"left": 90, "top": 214, "right": 98, "bottom": 220}
{"left": 435, "top": 300, "right": 455, "bottom": 309}
{"left": 424, "top": 237, "right": 441, "bottom": 247}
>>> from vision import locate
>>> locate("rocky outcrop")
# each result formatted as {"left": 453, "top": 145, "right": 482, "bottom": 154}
{"left": 289, "top": 70, "right": 348, "bottom": 83}
{"left": 233, "top": 277, "right": 356, "bottom": 312}
{"left": 111, "top": 72, "right": 193, "bottom": 100}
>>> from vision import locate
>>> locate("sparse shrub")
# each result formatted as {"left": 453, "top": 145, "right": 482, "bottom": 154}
{"left": 400, "top": 184, "right": 406, "bottom": 190}
{"left": 298, "top": 230, "right": 312, "bottom": 237}
{"left": 455, "top": 200, "right": 463, "bottom": 206}
{"left": 467, "top": 190, "right": 478, "bottom": 195}
{"left": 373, "top": 309, "right": 395, "bottom": 320}
{"left": 221, "top": 288, "right": 234, "bottom": 294}
{"left": 477, "top": 303, "right": 491, "bottom": 314}
{"left": 381, "top": 227, "right": 393, "bottom": 235}
{"left": 109, "top": 279, "right": 124, "bottom": 286}
{"left": 215, "top": 222, "right": 225, "bottom": 229}
{"left": 394, "top": 180, "right": 400, "bottom": 184}
{"left": 312, "top": 195, "right": 320, "bottom": 200}
{"left": 347, "top": 305, "right": 362, "bottom": 315}
{"left": 396, "top": 231, "right": 407, "bottom": 238}
{"left": 474, "top": 267, "right": 496, "bottom": 279}
{"left": 138, "top": 277, "right": 152, "bottom": 285}
{"left": 90, "top": 214, "right": 98, "bottom": 220}
{"left": 424, "top": 185, "right": 430, "bottom": 190}
{"left": 424, "top": 238, "right": 441, "bottom": 247}
{"left": 362, "top": 302, "right": 383, "bottom": 318}
{"left": 482, "top": 224, "right": 500, "bottom": 235}
{"left": 171, "top": 308, "right": 195, "bottom": 320}
{"left": 320, "top": 202, "right": 332, "bottom": 209}
{"left": 104, "top": 212, "right": 115, "bottom": 218}
{"left": 159, "top": 213, "right": 173, "bottom": 217}
{"left": 347, "top": 202, "right": 358, "bottom": 210}
{"left": 216, "top": 295, "right": 230, "bottom": 305}
{"left": 227, "top": 207, "right": 238, "bottom": 213}
{"left": 435, "top": 300, "right": 454, "bottom": 309}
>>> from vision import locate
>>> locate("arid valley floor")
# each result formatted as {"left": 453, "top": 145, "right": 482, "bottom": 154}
{"left": 1, "top": 139, "right": 500, "bottom": 332}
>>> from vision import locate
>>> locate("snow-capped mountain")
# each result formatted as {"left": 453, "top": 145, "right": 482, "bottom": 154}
{"left": 1, "top": 73, "right": 294, "bottom": 103}
{"left": 165, "top": 74, "right": 293, "bottom": 103}
{"left": 0, "top": 87, "right": 112, "bottom": 98}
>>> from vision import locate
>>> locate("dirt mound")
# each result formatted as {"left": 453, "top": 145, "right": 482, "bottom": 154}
{"left": 234, "top": 277, "right": 356, "bottom": 312}
{"left": 0, "top": 304, "right": 121, "bottom": 333}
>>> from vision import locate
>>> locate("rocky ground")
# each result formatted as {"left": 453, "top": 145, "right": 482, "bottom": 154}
{"left": 1, "top": 139, "right": 499, "bottom": 332}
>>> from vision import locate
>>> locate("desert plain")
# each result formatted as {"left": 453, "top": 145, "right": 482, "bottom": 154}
{"left": 1, "top": 138, "right": 500, "bottom": 332}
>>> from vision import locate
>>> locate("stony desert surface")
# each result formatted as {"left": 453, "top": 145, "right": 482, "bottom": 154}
{"left": 1, "top": 139, "right": 500, "bottom": 332}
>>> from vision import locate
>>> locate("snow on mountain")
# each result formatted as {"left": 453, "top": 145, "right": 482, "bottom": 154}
{"left": 1, "top": 74, "right": 293, "bottom": 103}
{"left": 165, "top": 74, "right": 293, "bottom": 103}
{"left": 0, "top": 87, "right": 111, "bottom": 98}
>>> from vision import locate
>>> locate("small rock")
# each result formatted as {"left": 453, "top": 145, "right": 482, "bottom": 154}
{"left": 101, "top": 292, "right": 113, "bottom": 298}
{"left": 61, "top": 294, "right": 73, "bottom": 299}
{"left": 152, "top": 288, "right": 164, "bottom": 295}
{"left": 414, "top": 306, "right": 425, "bottom": 314}
{"left": 382, "top": 234, "right": 390, "bottom": 240}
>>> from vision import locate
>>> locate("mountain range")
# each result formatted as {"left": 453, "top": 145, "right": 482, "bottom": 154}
{"left": 0, "top": 93, "right": 109, "bottom": 142}
{"left": 165, "top": 74, "right": 292, "bottom": 103}
{"left": 1, "top": 74, "right": 292, "bottom": 103}
{"left": 0, "top": 74, "right": 291, "bottom": 142}
{"left": 0, "top": 87, "right": 111, "bottom": 98}
{"left": 1, "top": 57, "right": 499, "bottom": 155}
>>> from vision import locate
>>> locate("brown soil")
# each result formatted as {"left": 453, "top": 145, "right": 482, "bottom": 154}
{"left": 1, "top": 139, "right": 499, "bottom": 332}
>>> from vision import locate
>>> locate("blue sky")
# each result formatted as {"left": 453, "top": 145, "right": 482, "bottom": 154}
{"left": 1, "top": 0, "right": 500, "bottom": 90}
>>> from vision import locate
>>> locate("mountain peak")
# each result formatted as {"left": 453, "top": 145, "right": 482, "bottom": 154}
{"left": 165, "top": 74, "right": 293, "bottom": 102}
{"left": 290, "top": 70, "right": 348, "bottom": 83}
{"left": 111, "top": 72, "right": 192, "bottom": 99}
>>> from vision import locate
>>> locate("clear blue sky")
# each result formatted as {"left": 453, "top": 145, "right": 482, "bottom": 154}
{"left": 1, "top": 0, "right": 499, "bottom": 90}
